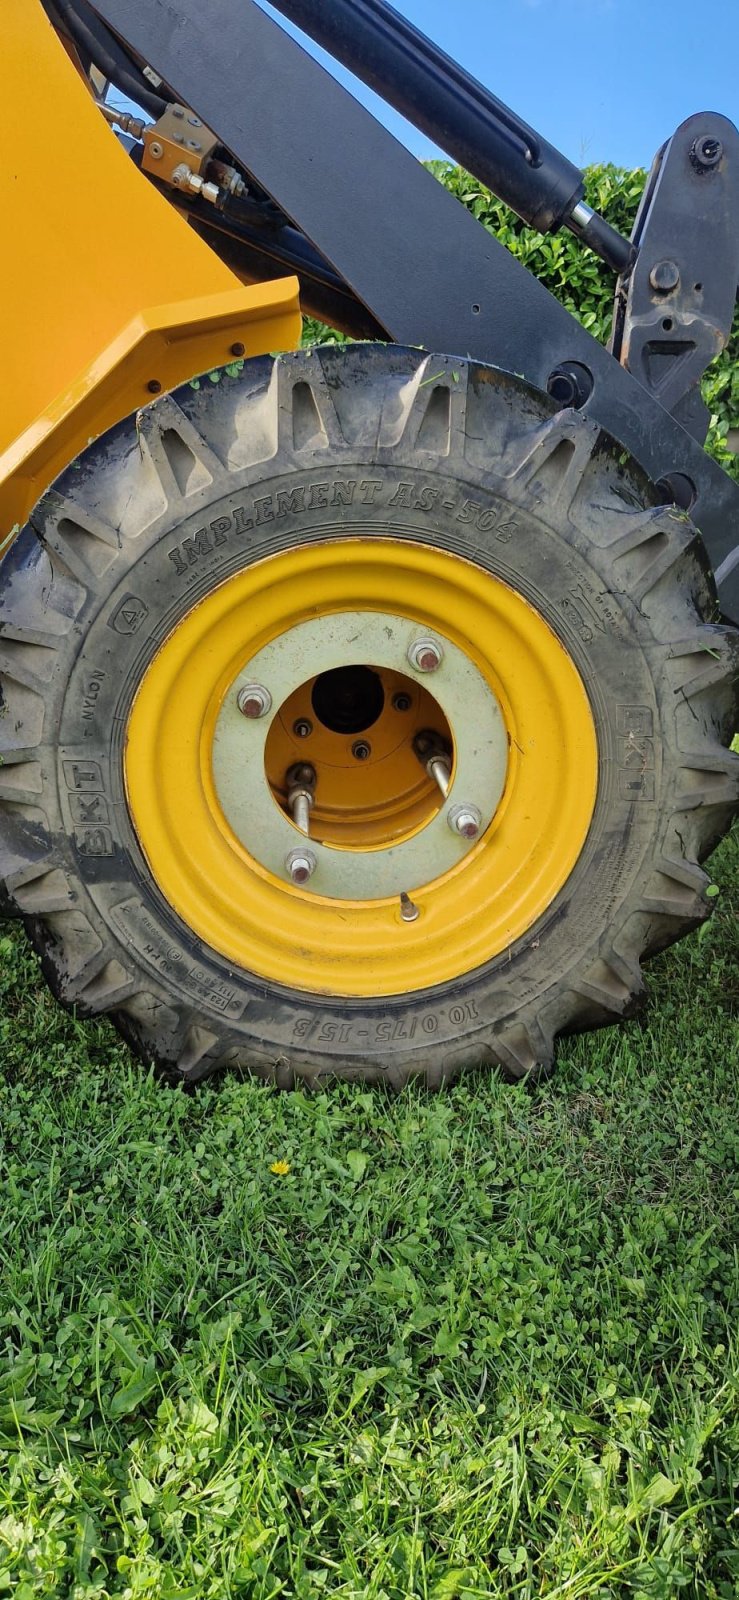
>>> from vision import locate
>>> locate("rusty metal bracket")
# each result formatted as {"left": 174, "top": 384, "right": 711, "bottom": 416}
{"left": 611, "top": 113, "right": 739, "bottom": 445}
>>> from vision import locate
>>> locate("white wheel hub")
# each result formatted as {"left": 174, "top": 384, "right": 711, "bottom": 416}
{"left": 212, "top": 609, "right": 508, "bottom": 900}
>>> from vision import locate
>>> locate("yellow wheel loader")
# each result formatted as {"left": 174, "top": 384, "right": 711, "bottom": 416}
{"left": 1, "top": 0, "right": 737, "bottom": 1086}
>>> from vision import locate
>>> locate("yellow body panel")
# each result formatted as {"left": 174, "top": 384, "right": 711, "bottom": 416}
{"left": 0, "top": 1, "right": 301, "bottom": 537}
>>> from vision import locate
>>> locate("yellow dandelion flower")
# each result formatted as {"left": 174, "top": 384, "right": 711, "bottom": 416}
{"left": 269, "top": 1159, "right": 291, "bottom": 1175}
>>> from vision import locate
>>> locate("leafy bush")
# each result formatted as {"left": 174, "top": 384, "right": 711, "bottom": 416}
{"left": 426, "top": 161, "right": 643, "bottom": 344}
{"left": 305, "top": 161, "right": 739, "bottom": 481}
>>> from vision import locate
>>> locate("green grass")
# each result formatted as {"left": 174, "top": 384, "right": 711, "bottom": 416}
{"left": 0, "top": 829, "right": 736, "bottom": 1600}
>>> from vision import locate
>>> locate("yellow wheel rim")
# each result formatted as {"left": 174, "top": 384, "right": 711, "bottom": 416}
{"left": 124, "top": 538, "right": 598, "bottom": 995}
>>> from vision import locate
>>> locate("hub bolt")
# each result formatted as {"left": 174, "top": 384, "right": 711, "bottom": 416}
{"left": 293, "top": 718, "right": 313, "bottom": 738}
{"left": 352, "top": 740, "right": 371, "bottom": 760}
{"left": 408, "top": 637, "right": 443, "bottom": 673}
{"left": 393, "top": 692, "right": 412, "bottom": 711}
{"left": 285, "top": 848, "right": 317, "bottom": 885}
{"left": 448, "top": 803, "right": 482, "bottom": 840}
{"left": 237, "top": 683, "right": 272, "bottom": 719}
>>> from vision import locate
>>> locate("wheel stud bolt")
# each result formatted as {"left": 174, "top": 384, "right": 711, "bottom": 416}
{"left": 237, "top": 683, "right": 272, "bottom": 719}
{"left": 352, "top": 740, "right": 371, "bottom": 760}
{"left": 293, "top": 718, "right": 313, "bottom": 738}
{"left": 393, "top": 692, "right": 412, "bottom": 711}
{"left": 428, "top": 756, "right": 451, "bottom": 798}
{"left": 448, "top": 804, "right": 482, "bottom": 840}
{"left": 408, "top": 637, "right": 443, "bottom": 673}
{"left": 286, "top": 848, "right": 317, "bottom": 885}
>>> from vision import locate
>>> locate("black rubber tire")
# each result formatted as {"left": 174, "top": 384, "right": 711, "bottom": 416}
{"left": 0, "top": 345, "right": 736, "bottom": 1088}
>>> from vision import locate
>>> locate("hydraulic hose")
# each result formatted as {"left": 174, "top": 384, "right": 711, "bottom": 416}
{"left": 46, "top": 0, "right": 168, "bottom": 117}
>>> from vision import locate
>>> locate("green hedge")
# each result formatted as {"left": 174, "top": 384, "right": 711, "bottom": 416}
{"left": 305, "top": 161, "right": 738, "bottom": 481}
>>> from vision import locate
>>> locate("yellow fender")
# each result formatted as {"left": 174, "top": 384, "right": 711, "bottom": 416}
{"left": 0, "top": 0, "right": 301, "bottom": 541}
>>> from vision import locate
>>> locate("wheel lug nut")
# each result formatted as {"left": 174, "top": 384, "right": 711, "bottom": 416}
{"left": 392, "top": 692, "right": 412, "bottom": 711}
{"left": 293, "top": 718, "right": 313, "bottom": 738}
{"left": 237, "top": 683, "right": 272, "bottom": 719}
{"left": 352, "top": 740, "right": 371, "bottom": 760}
{"left": 408, "top": 637, "right": 443, "bottom": 673}
{"left": 285, "top": 848, "right": 317, "bottom": 885}
{"left": 448, "top": 804, "right": 482, "bottom": 840}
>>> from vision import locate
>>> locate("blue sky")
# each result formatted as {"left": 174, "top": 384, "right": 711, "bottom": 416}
{"left": 260, "top": 0, "right": 736, "bottom": 173}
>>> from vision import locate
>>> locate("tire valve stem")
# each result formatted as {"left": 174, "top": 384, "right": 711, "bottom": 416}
{"left": 399, "top": 892, "right": 420, "bottom": 923}
{"left": 286, "top": 763, "right": 317, "bottom": 836}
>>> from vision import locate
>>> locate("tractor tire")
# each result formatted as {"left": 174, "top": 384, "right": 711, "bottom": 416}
{"left": 0, "top": 344, "right": 736, "bottom": 1088}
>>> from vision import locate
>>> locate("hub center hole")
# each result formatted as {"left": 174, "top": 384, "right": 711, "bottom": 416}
{"left": 311, "top": 665, "right": 384, "bottom": 735}
{"left": 264, "top": 663, "right": 454, "bottom": 849}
